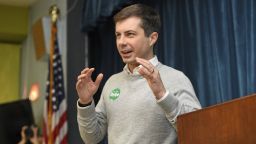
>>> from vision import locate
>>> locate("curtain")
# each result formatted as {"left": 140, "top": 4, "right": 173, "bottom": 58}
{"left": 156, "top": 0, "right": 256, "bottom": 106}
{"left": 82, "top": 0, "right": 256, "bottom": 107}
{"left": 81, "top": 0, "right": 132, "bottom": 32}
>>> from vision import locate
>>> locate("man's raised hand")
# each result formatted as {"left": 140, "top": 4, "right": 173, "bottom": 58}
{"left": 76, "top": 68, "right": 103, "bottom": 104}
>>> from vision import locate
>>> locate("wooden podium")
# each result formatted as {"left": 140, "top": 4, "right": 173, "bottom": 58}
{"left": 177, "top": 93, "right": 256, "bottom": 144}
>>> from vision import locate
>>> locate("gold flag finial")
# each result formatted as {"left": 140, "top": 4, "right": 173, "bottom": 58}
{"left": 49, "top": 4, "right": 60, "bottom": 23}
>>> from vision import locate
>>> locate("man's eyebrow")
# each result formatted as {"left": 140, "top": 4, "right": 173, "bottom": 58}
{"left": 124, "top": 30, "right": 136, "bottom": 33}
{"left": 115, "top": 30, "right": 136, "bottom": 34}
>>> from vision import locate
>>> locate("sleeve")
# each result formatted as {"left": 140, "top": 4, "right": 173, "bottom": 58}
{"left": 157, "top": 72, "right": 201, "bottom": 130}
{"left": 77, "top": 92, "right": 107, "bottom": 144}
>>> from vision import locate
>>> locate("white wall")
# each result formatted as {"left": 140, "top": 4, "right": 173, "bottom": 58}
{"left": 20, "top": 0, "right": 67, "bottom": 127}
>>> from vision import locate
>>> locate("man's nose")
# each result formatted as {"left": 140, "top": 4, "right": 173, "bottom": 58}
{"left": 118, "top": 35, "right": 127, "bottom": 46}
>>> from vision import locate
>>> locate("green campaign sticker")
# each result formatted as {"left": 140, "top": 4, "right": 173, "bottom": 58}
{"left": 109, "top": 88, "right": 120, "bottom": 101}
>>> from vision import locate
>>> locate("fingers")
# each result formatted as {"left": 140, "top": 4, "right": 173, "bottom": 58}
{"left": 77, "top": 68, "right": 95, "bottom": 80}
{"left": 138, "top": 67, "right": 153, "bottom": 78}
{"left": 76, "top": 68, "right": 103, "bottom": 88}
{"left": 76, "top": 68, "right": 94, "bottom": 89}
{"left": 136, "top": 57, "right": 156, "bottom": 78}
{"left": 32, "top": 128, "right": 38, "bottom": 137}
{"left": 21, "top": 126, "right": 28, "bottom": 138}
{"left": 95, "top": 73, "right": 104, "bottom": 87}
{"left": 22, "top": 125, "right": 28, "bottom": 130}
{"left": 81, "top": 67, "right": 89, "bottom": 74}
{"left": 86, "top": 68, "right": 95, "bottom": 78}
{"left": 21, "top": 125, "right": 28, "bottom": 133}
{"left": 136, "top": 57, "right": 155, "bottom": 74}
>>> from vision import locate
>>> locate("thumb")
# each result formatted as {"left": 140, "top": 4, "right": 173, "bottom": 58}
{"left": 95, "top": 73, "right": 103, "bottom": 87}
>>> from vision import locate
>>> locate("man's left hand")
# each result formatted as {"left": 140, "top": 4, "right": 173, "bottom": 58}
{"left": 136, "top": 57, "right": 166, "bottom": 99}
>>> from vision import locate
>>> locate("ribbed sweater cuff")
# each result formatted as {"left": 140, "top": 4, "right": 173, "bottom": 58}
{"left": 77, "top": 100, "right": 95, "bottom": 118}
{"left": 157, "top": 92, "right": 180, "bottom": 114}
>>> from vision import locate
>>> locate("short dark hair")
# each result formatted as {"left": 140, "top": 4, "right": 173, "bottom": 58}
{"left": 114, "top": 4, "right": 161, "bottom": 37}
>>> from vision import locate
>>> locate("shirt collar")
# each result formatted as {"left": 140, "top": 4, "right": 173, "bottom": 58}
{"left": 123, "top": 56, "right": 159, "bottom": 76}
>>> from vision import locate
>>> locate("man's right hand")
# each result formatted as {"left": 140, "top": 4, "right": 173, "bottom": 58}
{"left": 76, "top": 68, "right": 103, "bottom": 104}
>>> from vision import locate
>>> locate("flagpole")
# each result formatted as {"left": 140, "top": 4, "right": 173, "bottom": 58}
{"left": 48, "top": 5, "right": 60, "bottom": 144}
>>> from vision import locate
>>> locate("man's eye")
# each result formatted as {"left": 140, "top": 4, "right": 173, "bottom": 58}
{"left": 127, "top": 33, "right": 135, "bottom": 37}
{"left": 115, "top": 34, "right": 120, "bottom": 39}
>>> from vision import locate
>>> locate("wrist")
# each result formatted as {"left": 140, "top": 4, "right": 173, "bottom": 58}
{"left": 156, "top": 90, "right": 169, "bottom": 102}
{"left": 79, "top": 98, "right": 92, "bottom": 104}
{"left": 78, "top": 99, "right": 92, "bottom": 107}
{"left": 155, "top": 90, "right": 166, "bottom": 100}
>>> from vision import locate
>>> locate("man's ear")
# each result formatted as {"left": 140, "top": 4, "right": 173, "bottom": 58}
{"left": 149, "top": 32, "right": 158, "bottom": 47}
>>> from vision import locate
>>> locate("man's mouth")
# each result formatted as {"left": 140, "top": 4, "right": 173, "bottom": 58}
{"left": 121, "top": 50, "right": 133, "bottom": 58}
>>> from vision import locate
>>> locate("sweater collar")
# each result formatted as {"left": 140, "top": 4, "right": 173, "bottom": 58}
{"left": 123, "top": 56, "right": 159, "bottom": 76}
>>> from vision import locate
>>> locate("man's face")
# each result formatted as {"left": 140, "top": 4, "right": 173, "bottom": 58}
{"left": 115, "top": 16, "right": 155, "bottom": 65}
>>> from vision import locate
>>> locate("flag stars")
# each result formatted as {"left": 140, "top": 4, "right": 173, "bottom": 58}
{"left": 53, "top": 105, "right": 57, "bottom": 110}
{"left": 53, "top": 62, "right": 57, "bottom": 67}
{"left": 58, "top": 91, "right": 63, "bottom": 95}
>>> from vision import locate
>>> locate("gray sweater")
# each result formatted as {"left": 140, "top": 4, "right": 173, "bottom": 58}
{"left": 77, "top": 61, "right": 201, "bottom": 144}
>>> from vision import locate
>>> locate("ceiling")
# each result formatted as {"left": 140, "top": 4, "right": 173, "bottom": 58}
{"left": 0, "top": 0, "right": 38, "bottom": 7}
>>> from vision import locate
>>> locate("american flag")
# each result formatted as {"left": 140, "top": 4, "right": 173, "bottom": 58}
{"left": 43, "top": 22, "right": 68, "bottom": 144}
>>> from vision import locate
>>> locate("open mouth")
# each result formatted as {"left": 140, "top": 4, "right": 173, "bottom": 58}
{"left": 121, "top": 50, "right": 133, "bottom": 57}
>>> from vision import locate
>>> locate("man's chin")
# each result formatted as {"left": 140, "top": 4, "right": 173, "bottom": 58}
{"left": 122, "top": 58, "right": 136, "bottom": 64}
